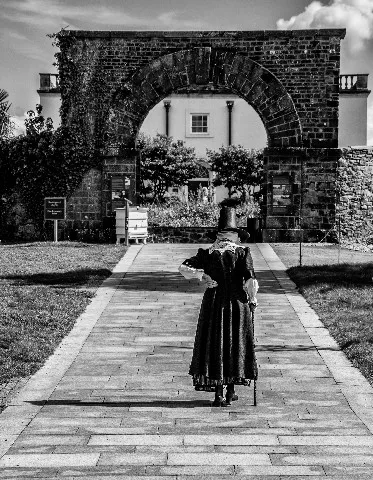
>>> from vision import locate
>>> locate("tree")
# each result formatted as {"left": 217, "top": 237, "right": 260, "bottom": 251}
{"left": 0, "top": 89, "right": 13, "bottom": 139}
{"left": 207, "top": 145, "right": 264, "bottom": 201}
{"left": 137, "top": 133, "right": 200, "bottom": 202}
{"left": 0, "top": 102, "right": 96, "bottom": 239}
{"left": 0, "top": 89, "right": 15, "bottom": 237}
{"left": 24, "top": 103, "right": 53, "bottom": 136}
{"left": 6, "top": 106, "right": 56, "bottom": 233}
{"left": 8, "top": 105, "right": 94, "bottom": 232}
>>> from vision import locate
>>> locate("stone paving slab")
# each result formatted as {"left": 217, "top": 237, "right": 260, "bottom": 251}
{"left": 1, "top": 243, "right": 373, "bottom": 478}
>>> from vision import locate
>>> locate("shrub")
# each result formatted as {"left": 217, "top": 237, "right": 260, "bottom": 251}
{"left": 0, "top": 105, "right": 96, "bottom": 240}
{"left": 146, "top": 197, "right": 260, "bottom": 227}
{"left": 137, "top": 133, "right": 201, "bottom": 203}
{"left": 207, "top": 145, "right": 264, "bottom": 200}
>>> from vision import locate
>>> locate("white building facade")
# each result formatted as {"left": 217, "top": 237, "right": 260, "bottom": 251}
{"left": 338, "top": 74, "right": 370, "bottom": 147}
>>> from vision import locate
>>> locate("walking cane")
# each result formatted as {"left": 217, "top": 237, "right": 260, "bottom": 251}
{"left": 250, "top": 302, "right": 257, "bottom": 406}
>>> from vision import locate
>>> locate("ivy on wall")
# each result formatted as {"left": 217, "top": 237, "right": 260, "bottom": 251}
{"left": 51, "top": 31, "right": 111, "bottom": 152}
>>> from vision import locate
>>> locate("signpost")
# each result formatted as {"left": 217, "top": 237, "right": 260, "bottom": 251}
{"left": 44, "top": 197, "right": 66, "bottom": 243}
{"left": 124, "top": 198, "right": 130, "bottom": 246}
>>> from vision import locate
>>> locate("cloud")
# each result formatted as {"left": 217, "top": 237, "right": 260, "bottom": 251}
{"left": 2, "top": 0, "right": 142, "bottom": 28}
{"left": 3, "top": 30, "right": 46, "bottom": 62}
{"left": 157, "top": 11, "right": 205, "bottom": 29}
{"left": 277, "top": 0, "right": 373, "bottom": 52}
{"left": 2, "top": 0, "right": 206, "bottom": 31}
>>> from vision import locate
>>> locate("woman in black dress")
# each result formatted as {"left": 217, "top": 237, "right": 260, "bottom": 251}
{"left": 179, "top": 207, "right": 258, "bottom": 406}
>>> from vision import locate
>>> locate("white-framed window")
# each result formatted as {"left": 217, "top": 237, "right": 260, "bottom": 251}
{"left": 190, "top": 114, "right": 208, "bottom": 134}
{"left": 186, "top": 111, "right": 213, "bottom": 137}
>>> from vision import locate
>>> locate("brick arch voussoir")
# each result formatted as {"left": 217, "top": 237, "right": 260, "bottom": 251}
{"left": 209, "top": 51, "right": 301, "bottom": 146}
{"left": 126, "top": 48, "right": 214, "bottom": 132}
{"left": 111, "top": 78, "right": 158, "bottom": 131}
{"left": 113, "top": 58, "right": 176, "bottom": 123}
{"left": 111, "top": 48, "right": 302, "bottom": 147}
{"left": 209, "top": 49, "right": 238, "bottom": 86}
{"left": 194, "top": 47, "right": 212, "bottom": 85}
{"left": 226, "top": 56, "right": 261, "bottom": 90}
{"left": 132, "top": 48, "right": 213, "bottom": 100}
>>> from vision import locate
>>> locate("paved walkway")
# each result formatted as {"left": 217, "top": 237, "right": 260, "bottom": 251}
{"left": 1, "top": 243, "right": 373, "bottom": 479}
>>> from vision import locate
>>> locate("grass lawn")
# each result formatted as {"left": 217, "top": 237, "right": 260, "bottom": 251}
{"left": 271, "top": 243, "right": 373, "bottom": 386}
{"left": 0, "top": 242, "right": 127, "bottom": 408}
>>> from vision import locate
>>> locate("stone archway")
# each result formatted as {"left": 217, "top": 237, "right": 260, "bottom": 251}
{"left": 110, "top": 48, "right": 302, "bottom": 149}
{"left": 107, "top": 48, "right": 305, "bottom": 239}
{"left": 59, "top": 29, "right": 345, "bottom": 240}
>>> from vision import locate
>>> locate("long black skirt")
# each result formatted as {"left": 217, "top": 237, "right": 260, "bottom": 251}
{"left": 189, "top": 287, "right": 258, "bottom": 391}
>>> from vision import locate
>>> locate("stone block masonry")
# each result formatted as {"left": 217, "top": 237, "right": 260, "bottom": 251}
{"left": 263, "top": 147, "right": 341, "bottom": 242}
{"left": 60, "top": 29, "right": 345, "bottom": 149}
{"left": 337, "top": 146, "right": 373, "bottom": 244}
{"left": 148, "top": 226, "right": 216, "bottom": 243}
{"left": 66, "top": 168, "right": 102, "bottom": 225}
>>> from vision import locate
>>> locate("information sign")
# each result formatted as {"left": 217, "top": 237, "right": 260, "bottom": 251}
{"left": 44, "top": 197, "right": 66, "bottom": 220}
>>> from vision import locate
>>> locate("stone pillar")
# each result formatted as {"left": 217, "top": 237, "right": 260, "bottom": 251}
{"left": 66, "top": 168, "right": 103, "bottom": 231}
{"left": 262, "top": 147, "right": 340, "bottom": 242}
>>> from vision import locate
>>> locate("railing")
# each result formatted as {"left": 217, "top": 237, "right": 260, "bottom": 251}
{"left": 39, "top": 74, "right": 60, "bottom": 91}
{"left": 339, "top": 74, "right": 369, "bottom": 91}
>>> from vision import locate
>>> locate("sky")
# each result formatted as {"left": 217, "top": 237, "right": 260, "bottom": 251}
{"left": 1, "top": 0, "right": 372, "bottom": 143}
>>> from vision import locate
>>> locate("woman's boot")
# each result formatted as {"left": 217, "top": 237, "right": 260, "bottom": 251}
{"left": 212, "top": 385, "right": 225, "bottom": 407}
{"left": 226, "top": 383, "right": 238, "bottom": 405}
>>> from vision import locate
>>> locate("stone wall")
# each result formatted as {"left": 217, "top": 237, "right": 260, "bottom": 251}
{"left": 66, "top": 168, "right": 102, "bottom": 229}
{"left": 148, "top": 226, "right": 216, "bottom": 243}
{"left": 61, "top": 29, "right": 345, "bottom": 149}
{"left": 337, "top": 147, "right": 373, "bottom": 243}
{"left": 263, "top": 147, "right": 340, "bottom": 242}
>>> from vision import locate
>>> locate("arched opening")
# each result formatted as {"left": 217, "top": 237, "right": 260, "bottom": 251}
{"left": 107, "top": 48, "right": 301, "bottom": 208}
{"left": 138, "top": 90, "right": 267, "bottom": 203}
{"left": 109, "top": 48, "right": 302, "bottom": 149}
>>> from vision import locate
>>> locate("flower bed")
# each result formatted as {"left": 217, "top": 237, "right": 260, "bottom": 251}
{"left": 146, "top": 198, "right": 259, "bottom": 228}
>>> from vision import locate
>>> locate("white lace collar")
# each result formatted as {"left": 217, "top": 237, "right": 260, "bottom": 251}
{"left": 209, "top": 240, "right": 240, "bottom": 255}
